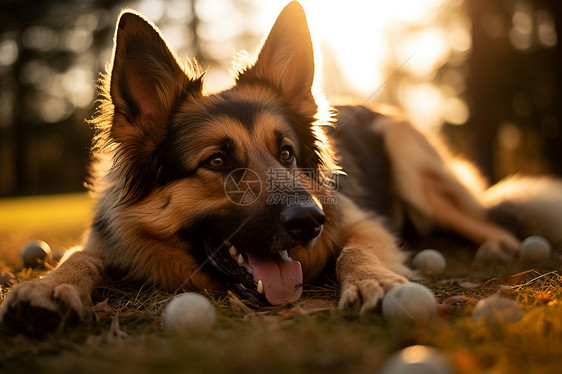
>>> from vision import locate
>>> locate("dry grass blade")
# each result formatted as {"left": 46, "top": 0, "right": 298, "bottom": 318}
{"left": 227, "top": 290, "right": 255, "bottom": 315}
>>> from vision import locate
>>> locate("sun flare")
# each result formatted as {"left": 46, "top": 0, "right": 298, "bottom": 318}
{"left": 255, "top": 0, "right": 467, "bottom": 131}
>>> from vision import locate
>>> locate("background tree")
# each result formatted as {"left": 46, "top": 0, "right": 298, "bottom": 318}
{"left": 0, "top": 0, "right": 560, "bottom": 196}
{"left": 465, "top": 0, "right": 561, "bottom": 181}
{"left": 0, "top": 0, "right": 256, "bottom": 196}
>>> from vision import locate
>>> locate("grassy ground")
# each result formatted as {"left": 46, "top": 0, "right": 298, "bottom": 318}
{"left": 1, "top": 193, "right": 562, "bottom": 373}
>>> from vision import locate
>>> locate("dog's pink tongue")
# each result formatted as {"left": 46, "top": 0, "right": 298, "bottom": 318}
{"left": 246, "top": 253, "right": 303, "bottom": 305}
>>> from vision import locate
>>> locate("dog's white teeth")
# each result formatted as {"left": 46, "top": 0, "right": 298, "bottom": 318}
{"left": 279, "top": 250, "right": 291, "bottom": 261}
{"left": 229, "top": 246, "right": 237, "bottom": 257}
{"left": 257, "top": 280, "right": 264, "bottom": 294}
{"left": 237, "top": 254, "right": 244, "bottom": 265}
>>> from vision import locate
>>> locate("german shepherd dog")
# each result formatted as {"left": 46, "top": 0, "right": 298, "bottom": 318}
{"left": 3, "top": 1, "right": 562, "bottom": 327}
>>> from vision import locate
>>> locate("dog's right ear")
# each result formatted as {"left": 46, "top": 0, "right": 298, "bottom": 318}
{"left": 109, "top": 11, "right": 201, "bottom": 149}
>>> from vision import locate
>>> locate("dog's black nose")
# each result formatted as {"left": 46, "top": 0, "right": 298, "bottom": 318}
{"left": 281, "top": 204, "right": 326, "bottom": 243}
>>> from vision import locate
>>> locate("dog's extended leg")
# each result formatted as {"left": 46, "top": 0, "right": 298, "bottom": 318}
{"left": 335, "top": 196, "right": 410, "bottom": 314}
{"left": 379, "top": 117, "right": 520, "bottom": 261}
{"left": 0, "top": 247, "right": 103, "bottom": 329}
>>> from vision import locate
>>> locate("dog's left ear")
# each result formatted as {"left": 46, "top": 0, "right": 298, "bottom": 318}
{"left": 239, "top": 1, "right": 316, "bottom": 116}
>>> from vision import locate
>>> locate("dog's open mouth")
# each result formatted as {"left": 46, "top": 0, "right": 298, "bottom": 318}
{"left": 203, "top": 237, "right": 303, "bottom": 305}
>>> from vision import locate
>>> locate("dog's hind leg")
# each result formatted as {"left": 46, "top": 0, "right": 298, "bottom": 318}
{"left": 484, "top": 175, "right": 562, "bottom": 247}
{"left": 378, "top": 117, "right": 520, "bottom": 261}
{"left": 0, "top": 248, "right": 103, "bottom": 330}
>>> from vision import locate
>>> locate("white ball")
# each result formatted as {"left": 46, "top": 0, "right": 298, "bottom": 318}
{"left": 472, "top": 294, "right": 524, "bottom": 326}
{"left": 22, "top": 240, "right": 53, "bottom": 268}
{"left": 412, "top": 249, "right": 446, "bottom": 275}
{"left": 380, "top": 345, "right": 454, "bottom": 374}
{"left": 520, "top": 236, "right": 551, "bottom": 262}
{"left": 382, "top": 283, "right": 437, "bottom": 324}
{"left": 162, "top": 293, "right": 216, "bottom": 335}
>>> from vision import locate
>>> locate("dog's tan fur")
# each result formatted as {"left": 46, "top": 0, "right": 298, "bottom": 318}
{"left": 378, "top": 116, "right": 521, "bottom": 261}
{"left": 2, "top": 2, "right": 562, "bottom": 328}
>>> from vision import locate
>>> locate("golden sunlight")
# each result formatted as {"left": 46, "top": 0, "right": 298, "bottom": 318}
{"left": 253, "top": 0, "right": 468, "bottom": 132}
{"left": 401, "top": 345, "right": 432, "bottom": 363}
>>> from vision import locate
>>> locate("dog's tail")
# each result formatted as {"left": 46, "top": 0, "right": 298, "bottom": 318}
{"left": 484, "top": 175, "right": 562, "bottom": 246}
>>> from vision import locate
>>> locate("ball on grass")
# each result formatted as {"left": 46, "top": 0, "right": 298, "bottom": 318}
{"left": 162, "top": 293, "right": 216, "bottom": 335}
{"left": 412, "top": 249, "right": 446, "bottom": 275}
{"left": 382, "top": 283, "right": 437, "bottom": 324}
{"left": 380, "top": 345, "right": 454, "bottom": 374}
{"left": 520, "top": 236, "right": 551, "bottom": 262}
{"left": 472, "top": 294, "right": 524, "bottom": 326}
{"left": 21, "top": 240, "right": 53, "bottom": 268}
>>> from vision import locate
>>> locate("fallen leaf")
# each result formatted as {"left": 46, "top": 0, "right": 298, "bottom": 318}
{"left": 450, "top": 349, "right": 481, "bottom": 372}
{"left": 457, "top": 281, "right": 481, "bottom": 289}
{"left": 534, "top": 292, "right": 553, "bottom": 304}
{"left": 497, "top": 285, "right": 516, "bottom": 296}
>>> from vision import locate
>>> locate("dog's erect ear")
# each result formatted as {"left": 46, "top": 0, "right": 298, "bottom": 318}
{"left": 109, "top": 11, "right": 200, "bottom": 147}
{"left": 239, "top": 1, "right": 316, "bottom": 116}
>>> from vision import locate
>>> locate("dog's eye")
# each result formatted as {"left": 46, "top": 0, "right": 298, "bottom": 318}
{"left": 207, "top": 154, "right": 226, "bottom": 168}
{"left": 280, "top": 146, "right": 293, "bottom": 161}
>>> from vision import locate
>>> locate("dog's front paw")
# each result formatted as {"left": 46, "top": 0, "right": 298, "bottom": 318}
{"left": 0, "top": 281, "right": 91, "bottom": 330}
{"left": 338, "top": 273, "right": 407, "bottom": 314}
{"left": 475, "top": 236, "right": 520, "bottom": 263}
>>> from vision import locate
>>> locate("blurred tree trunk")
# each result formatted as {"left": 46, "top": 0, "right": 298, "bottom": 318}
{"left": 465, "top": 0, "right": 507, "bottom": 181}
{"left": 2, "top": 3, "right": 44, "bottom": 195}
{"left": 13, "top": 28, "right": 28, "bottom": 195}
{"left": 466, "top": 0, "right": 562, "bottom": 181}
{"left": 541, "top": 0, "right": 562, "bottom": 175}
